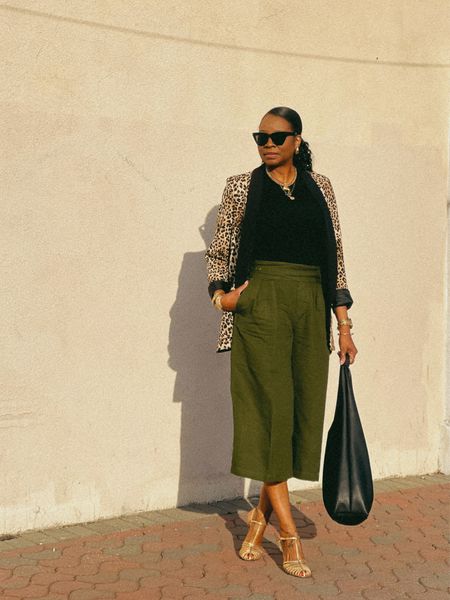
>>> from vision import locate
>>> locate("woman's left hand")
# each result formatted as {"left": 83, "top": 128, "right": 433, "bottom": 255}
{"left": 338, "top": 333, "right": 358, "bottom": 365}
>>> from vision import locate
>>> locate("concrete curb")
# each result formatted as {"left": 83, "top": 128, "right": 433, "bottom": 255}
{"left": 1, "top": 472, "right": 448, "bottom": 554}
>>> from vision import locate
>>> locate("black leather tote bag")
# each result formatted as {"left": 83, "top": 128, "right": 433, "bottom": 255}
{"left": 322, "top": 354, "right": 373, "bottom": 525}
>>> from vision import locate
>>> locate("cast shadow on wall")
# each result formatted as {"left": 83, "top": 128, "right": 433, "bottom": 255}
{"left": 167, "top": 205, "right": 260, "bottom": 507}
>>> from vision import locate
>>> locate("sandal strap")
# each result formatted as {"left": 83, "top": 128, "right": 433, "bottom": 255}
{"left": 278, "top": 535, "right": 304, "bottom": 561}
{"left": 249, "top": 507, "right": 266, "bottom": 522}
{"left": 241, "top": 540, "right": 261, "bottom": 547}
{"left": 243, "top": 508, "right": 267, "bottom": 547}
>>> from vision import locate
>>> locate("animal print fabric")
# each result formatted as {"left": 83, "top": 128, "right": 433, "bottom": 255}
{"left": 205, "top": 170, "right": 349, "bottom": 353}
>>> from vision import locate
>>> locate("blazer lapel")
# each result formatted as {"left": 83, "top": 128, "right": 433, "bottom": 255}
{"left": 302, "top": 171, "right": 338, "bottom": 353}
{"left": 234, "top": 163, "right": 265, "bottom": 287}
{"left": 302, "top": 171, "right": 338, "bottom": 306}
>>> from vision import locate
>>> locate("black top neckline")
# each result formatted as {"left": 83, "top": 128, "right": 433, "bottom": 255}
{"left": 263, "top": 167, "right": 306, "bottom": 200}
{"left": 252, "top": 167, "right": 326, "bottom": 266}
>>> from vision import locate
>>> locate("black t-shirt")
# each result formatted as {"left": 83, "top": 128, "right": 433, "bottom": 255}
{"left": 252, "top": 169, "right": 327, "bottom": 266}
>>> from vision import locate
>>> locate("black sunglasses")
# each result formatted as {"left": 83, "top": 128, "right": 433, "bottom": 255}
{"left": 252, "top": 131, "right": 297, "bottom": 146}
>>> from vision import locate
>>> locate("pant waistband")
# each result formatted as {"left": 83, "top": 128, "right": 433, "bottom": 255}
{"left": 250, "top": 260, "right": 322, "bottom": 281}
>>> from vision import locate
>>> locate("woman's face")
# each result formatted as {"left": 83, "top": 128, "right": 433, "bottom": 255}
{"left": 256, "top": 113, "right": 301, "bottom": 169}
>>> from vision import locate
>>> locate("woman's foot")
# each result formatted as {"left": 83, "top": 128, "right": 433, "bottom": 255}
{"left": 238, "top": 506, "right": 267, "bottom": 560}
{"left": 278, "top": 533, "right": 312, "bottom": 577}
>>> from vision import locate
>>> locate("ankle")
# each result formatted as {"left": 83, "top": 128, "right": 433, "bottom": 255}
{"left": 279, "top": 529, "right": 298, "bottom": 539}
{"left": 256, "top": 506, "right": 271, "bottom": 523}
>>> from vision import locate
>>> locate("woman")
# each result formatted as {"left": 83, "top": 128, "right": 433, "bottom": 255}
{"left": 205, "top": 106, "right": 358, "bottom": 578}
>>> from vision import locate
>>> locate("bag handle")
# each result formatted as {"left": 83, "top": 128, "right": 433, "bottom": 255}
{"left": 343, "top": 352, "right": 351, "bottom": 368}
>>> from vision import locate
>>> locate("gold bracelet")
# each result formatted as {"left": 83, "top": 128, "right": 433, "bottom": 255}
{"left": 338, "top": 331, "right": 353, "bottom": 335}
{"left": 338, "top": 318, "right": 353, "bottom": 329}
{"left": 337, "top": 318, "right": 353, "bottom": 328}
{"left": 212, "top": 290, "right": 225, "bottom": 311}
{"left": 211, "top": 290, "right": 225, "bottom": 304}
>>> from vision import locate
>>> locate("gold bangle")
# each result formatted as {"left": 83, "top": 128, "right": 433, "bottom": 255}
{"left": 212, "top": 290, "right": 225, "bottom": 311}
{"left": 211, "top": 290, "right": 225, "bottom": 304}
{"left": 214, "top": 294, "right": 224, "bottom": 310}
{"left": 338, "top": 331, "right": 353, "bottom": 335}
{"left": 337, "top": 318, "right": 353, "bottom": 328}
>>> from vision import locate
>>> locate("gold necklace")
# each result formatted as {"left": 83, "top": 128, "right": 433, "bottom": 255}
{"left": 265, "top": 167, "right": 297, "bottom": 200}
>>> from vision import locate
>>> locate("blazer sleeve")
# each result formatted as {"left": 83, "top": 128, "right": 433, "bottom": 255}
{"left": 326, "top": 177, "right": 354, "bottom": 310}
{"left": 205, "top": 178, "right": 234, "bottom": 299}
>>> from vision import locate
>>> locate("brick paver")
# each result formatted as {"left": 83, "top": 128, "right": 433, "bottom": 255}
{"left": 0, "top": 473, "right": 448, "bottom": 599}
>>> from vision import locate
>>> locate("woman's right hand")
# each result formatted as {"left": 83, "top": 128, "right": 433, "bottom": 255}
{"left": 219, "top": 280, "right": 249, "bottom": 312}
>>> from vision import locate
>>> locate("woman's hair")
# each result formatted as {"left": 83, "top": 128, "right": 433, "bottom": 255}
{"left": 266, "top": 106, "right": 313, "bottom": 172}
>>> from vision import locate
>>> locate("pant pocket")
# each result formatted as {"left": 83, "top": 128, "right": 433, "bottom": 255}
{"left": 315, "top": 285, "right": 325, "bottom": 313}
{"left": 235, "top": 278, "right": 259, "bottom": 314}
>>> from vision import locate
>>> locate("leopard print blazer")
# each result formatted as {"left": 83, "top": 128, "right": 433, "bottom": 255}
{"left": 205, "top": 169, "right": 351, "bottom": 353}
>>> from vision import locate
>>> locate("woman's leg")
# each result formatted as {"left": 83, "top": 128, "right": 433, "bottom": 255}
{"left": 256, "top": 482, "right": 274, "bottom": 523}
{"left": 241, "top": 479, "right": 308, "bottom": 568}
{"left": 264, "top": 480, "right": 309, "bottom": 568}
{"left": 241, "top": 483, "right": 273, "bottom": 552}
{"left": 239, "top": 483, "right": 273, "bottom": 559}
{"left": 240, "top": 480, "right": 298, "bottom": 549}
{"left": 263, "top": 480, "right": 297, "bottom": 536}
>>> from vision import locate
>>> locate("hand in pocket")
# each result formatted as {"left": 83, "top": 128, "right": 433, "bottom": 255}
{"left": 220, "top": 280, "right": 250, "bottom": 312}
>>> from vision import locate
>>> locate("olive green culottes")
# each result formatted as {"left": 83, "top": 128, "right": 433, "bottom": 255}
{"left": 230, "top": 260, "right": 330, "bottom": 482}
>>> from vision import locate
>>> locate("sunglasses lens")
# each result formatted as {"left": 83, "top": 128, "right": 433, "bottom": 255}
{"left": 253, "top": 133, "right": 269, "bottom": 146}
{"left": 271, "top": 132, "right": 289, "bottom": 145}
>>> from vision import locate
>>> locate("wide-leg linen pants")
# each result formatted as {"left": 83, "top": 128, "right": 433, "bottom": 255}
{"left": 230, "top": 260, "right": 330, "bottom": 482}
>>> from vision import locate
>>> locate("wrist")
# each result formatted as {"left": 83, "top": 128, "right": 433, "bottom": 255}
{"left": 337, "top": 317, "right": 353, "bottom": 329}
{"left": 212, "top": 290, "right": 225, "bottom": 310}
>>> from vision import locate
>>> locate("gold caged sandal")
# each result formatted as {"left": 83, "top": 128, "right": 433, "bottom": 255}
{"left": 238, "top": 506, "right": 267, "bottom": 560}
{"left": 278, "top": 535, "right": 312, "bottom": 577}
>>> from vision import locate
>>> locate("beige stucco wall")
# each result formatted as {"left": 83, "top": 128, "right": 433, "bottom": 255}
{"left": 1, "top": 1, "right": 449, "bottom": 534}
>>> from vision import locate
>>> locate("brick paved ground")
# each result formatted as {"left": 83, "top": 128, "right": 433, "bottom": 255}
{"left": 0, "top": 473, "right": 448, "bottom": 599}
